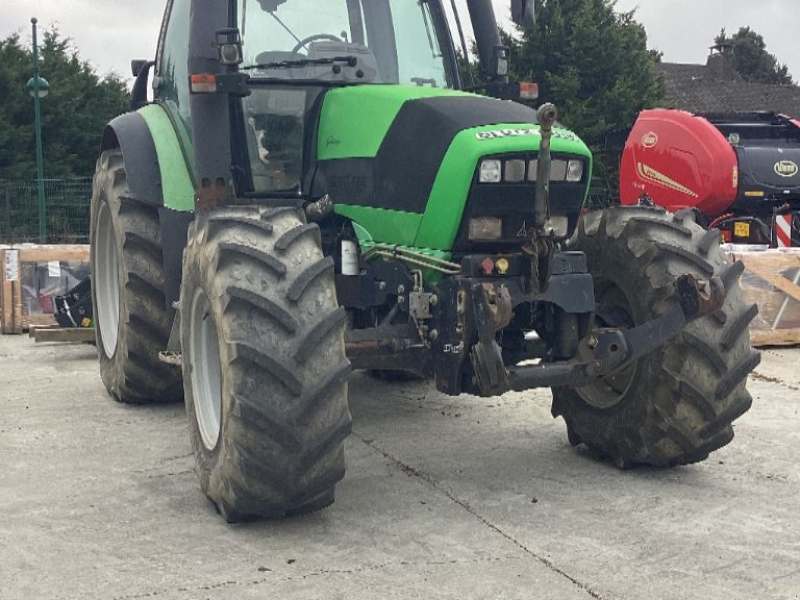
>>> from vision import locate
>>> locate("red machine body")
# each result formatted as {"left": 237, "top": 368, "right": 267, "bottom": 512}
{"left": 619, "top": 110, "right": 800, "bottom": 246}
{"left": 620, "top": 109, "right": 739, "bottom": 215}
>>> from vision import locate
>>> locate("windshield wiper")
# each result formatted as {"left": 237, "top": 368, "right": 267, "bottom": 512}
{"left": 243, "top": 55, "right": 358, "bottom": 71}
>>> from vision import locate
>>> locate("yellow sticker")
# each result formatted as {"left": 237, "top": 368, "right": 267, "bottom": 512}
{"left": 496, "top": 258, "right": 510, "bottom": 274}
{"left": 81, "top": 318, "right": 92, "bottom": 328}
{"left": 734, "top": 222, "right": 750, "bottom": 238}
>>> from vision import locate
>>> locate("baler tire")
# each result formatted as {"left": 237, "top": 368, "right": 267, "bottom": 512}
{"left": 551, "top": 206, "right": 759, "bottom": 468}
{"left": 180, "top": 207, "right": 352, "bottom": 522}
{"left": 89, "top": 149, "right": 182, "bottom": 404}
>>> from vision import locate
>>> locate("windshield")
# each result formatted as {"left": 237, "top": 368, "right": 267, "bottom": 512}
{"left": 239, "top": 0, "right": 450, "bottom": 87}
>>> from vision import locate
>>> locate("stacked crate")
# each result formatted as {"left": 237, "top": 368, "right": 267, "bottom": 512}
{"left": 0, "top": 245, "right": 90, "bottom": 334}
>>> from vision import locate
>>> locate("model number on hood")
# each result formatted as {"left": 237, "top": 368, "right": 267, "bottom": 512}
{"left": 475, "top": 128, "right": 578, "bottom": 141}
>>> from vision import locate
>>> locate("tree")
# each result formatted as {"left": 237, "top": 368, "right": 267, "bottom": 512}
{"left": 0, "top": 29, "right": 129, "bottom": 181}
{"left": 502, "top": 0, "right": 665, "bottom": 183}
{"left": 714, "top": 27, "right": 793, "bottom": 85}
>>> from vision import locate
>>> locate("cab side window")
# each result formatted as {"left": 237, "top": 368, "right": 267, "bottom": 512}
{"left": 158, "top": 0, "right": 192, "bottom": 137}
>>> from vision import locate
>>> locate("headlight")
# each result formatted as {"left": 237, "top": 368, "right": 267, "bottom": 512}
{"left": 551, "top": 160, "right": 567, "bottom": 181}
{"left": 469, "top": 217, "right": 503, "bottom": 240}
{"left": 566, "top": 160, "right": 584, "bottom": 182}
{"left": 527, "top": 159, "right": 538, "bottom": 181}
{"left": 479, "top": 159, "right": 502, "bottom": 183}
{"left": 545, "top": 216, "right": 569, "bottom": 238}
{"left": 504, "top": 159, "right": 526, "bottom": 183}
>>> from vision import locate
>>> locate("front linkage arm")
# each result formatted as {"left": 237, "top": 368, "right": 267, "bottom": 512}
{"left": 470, "top": 273, "right": 726, "bottom": 396}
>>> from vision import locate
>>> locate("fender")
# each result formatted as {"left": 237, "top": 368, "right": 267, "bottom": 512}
{"left": 100, "top": 111, "right": 164, "bottom": 206}
{"left": 100, "top": 104, "right": 195, "bottom": 212}
{"left": 100, "top": 104, "right": 196, "bottom": 318}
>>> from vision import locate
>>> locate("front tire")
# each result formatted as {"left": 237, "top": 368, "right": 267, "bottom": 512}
{"left": 89, "top": 149, "right": 182, "bottom": 404}
{"left": 181, "top": 207, "right": 352, "bottom": 522}
{"left": 552, "top": 207, "right": 759, "bottom": 468}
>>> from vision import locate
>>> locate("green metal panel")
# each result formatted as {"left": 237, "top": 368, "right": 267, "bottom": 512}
{"left": 138, "top": 104, "right": 196, "bottom": 212}
{"left": 347, "top": 215, "right": 453, "bottom": 285}
{"left": 415, "top": 123, "right": 593, "bottom": 250}
{"left": 317, "top": 85, "right": 470, "bottom": 160}
{"left": 334, "top": 204, "right": 422, "bottom": 247}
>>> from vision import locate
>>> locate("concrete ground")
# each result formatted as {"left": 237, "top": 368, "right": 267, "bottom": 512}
{"left": 0, "top": 334, "right": 798, "bottom": 600}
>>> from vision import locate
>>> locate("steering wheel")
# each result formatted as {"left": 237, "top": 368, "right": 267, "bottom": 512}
{"left": 291, "top": 33, "right": 344, "bottom": 55}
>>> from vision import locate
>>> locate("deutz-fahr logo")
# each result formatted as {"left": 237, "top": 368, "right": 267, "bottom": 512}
{"left": 774, "top": 160, "right": 799, "bottom": 178}
{"left": 475, "top": 128, "right": 578, "bottom": 142}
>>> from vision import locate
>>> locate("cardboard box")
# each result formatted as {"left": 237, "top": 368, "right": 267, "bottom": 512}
{"left": 0, "top": 245, "right": 90, "bottom": 334}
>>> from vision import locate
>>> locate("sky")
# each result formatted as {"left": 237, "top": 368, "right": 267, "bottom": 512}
{"left": 0, "top": 0, "right": 798, "bottom": 86}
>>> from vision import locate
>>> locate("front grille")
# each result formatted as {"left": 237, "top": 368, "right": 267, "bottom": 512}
{"left": 452, "top": 152, "right": 588, "bottom": 253}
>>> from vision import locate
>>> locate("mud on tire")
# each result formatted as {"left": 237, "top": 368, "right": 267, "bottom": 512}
{"left": 90, "top": 149, "right": 182, "bottom": 404}
{"left": 551, "top": 206, "right": 760, "bottom": 468}
{"left": 180, "top": 206, "right": 352, "bottom": 522}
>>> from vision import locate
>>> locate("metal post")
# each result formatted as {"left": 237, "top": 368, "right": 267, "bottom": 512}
{"left": 3, "top": 187, "right": 10, "bottom": 243}
{"left": 31, "top": 17, "right": 46, "bottom": 244}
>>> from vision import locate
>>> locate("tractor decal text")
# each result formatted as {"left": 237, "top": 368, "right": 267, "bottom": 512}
{"left": 476, "top": 128, "right": 539, "bottom": 140}
{"left": 636, "top": 162, "right": 699, "bottom": 198}
{"left": 475, "top": 128, "right": 578, "bottom": 142}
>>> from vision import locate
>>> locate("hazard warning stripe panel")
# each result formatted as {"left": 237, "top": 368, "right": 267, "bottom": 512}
{"left": 775, "top": 214, "right": 792, "bottom": 248}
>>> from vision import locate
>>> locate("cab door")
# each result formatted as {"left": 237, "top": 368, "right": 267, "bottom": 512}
{"left": 154, "top": 0, "right": 195, "bottom": 163}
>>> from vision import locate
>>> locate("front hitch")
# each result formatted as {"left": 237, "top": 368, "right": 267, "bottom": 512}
{"left": 470, "top": 273, "right": 726, "bottom": 396}
{"left": 534, "top": 103, "right": 558, "bottom": 229}
{"left": 470, "top": 283, "right": 513, "bottom": 394}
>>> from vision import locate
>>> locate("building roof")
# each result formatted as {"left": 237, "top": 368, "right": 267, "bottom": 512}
{"left": 656, "top": 57, "right": 800, "bottom": 118}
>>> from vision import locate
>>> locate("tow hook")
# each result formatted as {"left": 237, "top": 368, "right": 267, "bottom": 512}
{"left": 579, "top": 273, "right": 726, "bottom": 378}
{"left": 677, "top": 273, "right": 725, "bottom": 320}
{"left": 494, "top": 273, "right": 727, "bottom": 394}
{"left": 470, "top": 283, "right": 513, "bottom": 396}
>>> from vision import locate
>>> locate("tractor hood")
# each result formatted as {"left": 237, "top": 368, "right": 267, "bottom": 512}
{"left": 311, "top": 85, "right": 591, "bottom": 250}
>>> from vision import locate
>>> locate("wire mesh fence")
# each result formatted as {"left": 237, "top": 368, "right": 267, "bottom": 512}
{"left": 0, "top": 178, "right": 93, "bottom": 244}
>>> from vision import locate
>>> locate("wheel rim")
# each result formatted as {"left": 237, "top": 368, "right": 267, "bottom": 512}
{"left": 577, "top": 281, "right": 638, "bottom": 410}
{"left": 190, "top": 289, "right": 223, "bottom": 451}
{"left": 95, "top": 202, "right": 120, "bottom": 358}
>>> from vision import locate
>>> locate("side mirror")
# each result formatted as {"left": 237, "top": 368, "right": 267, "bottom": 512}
{"left": 131, "top": 59, "right": 149, "bottom": 78}
{"left": 130, "top": 60, "right": 155, "bottom": 112}
{"left": 492, "top": 45, "right": 510, "bottom": 79}
{"left": 510, "top": 0, "right": 535, "bottom": 27}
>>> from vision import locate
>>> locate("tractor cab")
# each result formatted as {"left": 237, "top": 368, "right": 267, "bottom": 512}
{"left": 241, "top": 0, "right": 452, "bottom": 87}
{"left": 136, "top": 0, "right": 536, "bottom": 204}
{"left": 234, "top": 0, "right": 457, "bottom": 193}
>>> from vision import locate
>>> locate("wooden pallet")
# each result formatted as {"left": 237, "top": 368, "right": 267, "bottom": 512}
{"left": 28, "top": 324, "right": 59, "bottom": 338}
{"left": 724, "top": 249, "right": 800, "bottom": 347}
{"left": 33, "top": 327, "right": 96, "bottom": 344}
{"left": 1, "top": 245, "right": 90, "bottom": 334}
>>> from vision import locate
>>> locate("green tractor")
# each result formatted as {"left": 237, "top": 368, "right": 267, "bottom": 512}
{"left": 90, "top": 0, "right": 759, "bottom": 521}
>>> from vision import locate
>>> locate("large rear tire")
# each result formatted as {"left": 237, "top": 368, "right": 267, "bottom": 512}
{"left": 181, "top": 206, "right": 352, "bottom": 522}
{"left": 89, "top": 149, "right": 182, "bottom": 404}
{"left": 551, "top": 207, "right": 760, "bottom": 468}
